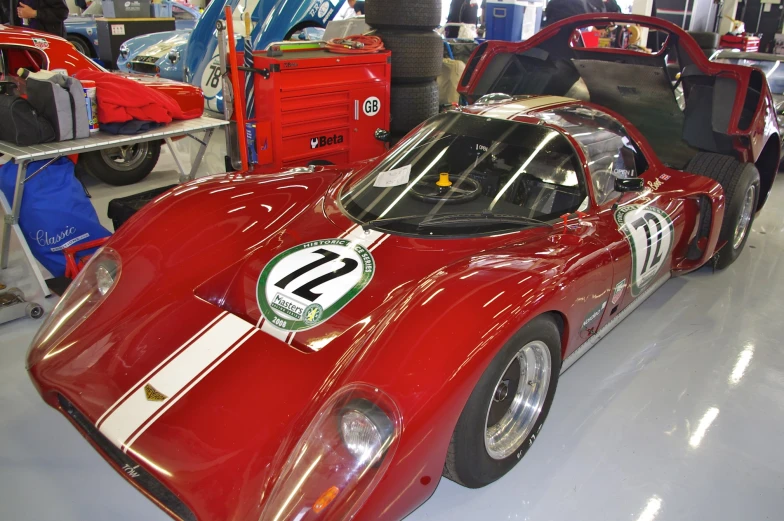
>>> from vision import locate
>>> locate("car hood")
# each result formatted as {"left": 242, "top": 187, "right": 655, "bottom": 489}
{"left": 65, "top": 16, "right": 93, "bottom": 25}
{"left": 132, "top": 31, "right": 190, "bottom": 60}
{"left": 29, "top": 168, "right": 553, "bottom": 521}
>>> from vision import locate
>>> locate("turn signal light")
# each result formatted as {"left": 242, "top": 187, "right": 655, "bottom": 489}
{"left": 312, "top": 486, "right": 340, "bottom": 514}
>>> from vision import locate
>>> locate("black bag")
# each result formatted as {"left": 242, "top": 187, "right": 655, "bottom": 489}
{"left": 0, "top": 95, "right": 55, "bottom": 146}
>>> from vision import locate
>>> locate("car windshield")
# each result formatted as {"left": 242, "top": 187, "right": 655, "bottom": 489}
{"left": 340, "top": 112, "right": 587, "bottom": 236}
{"left": 714, "top": 55, "right": 784, "bottom": 94}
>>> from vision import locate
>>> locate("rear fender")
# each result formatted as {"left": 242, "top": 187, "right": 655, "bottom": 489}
{"left": 671, "top": 172, "right": 725, "bottom": 273}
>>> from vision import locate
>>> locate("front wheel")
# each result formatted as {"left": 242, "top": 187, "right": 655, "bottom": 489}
{"left": 443, "top": 315, "right": 561, "bottom": 488}
{"left": 79, "top": 141, "right": 161, "bottom": 186}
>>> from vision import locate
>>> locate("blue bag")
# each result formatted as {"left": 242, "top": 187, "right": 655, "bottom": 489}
{"left": 0, "top": 158, "right": 111, "bottom": 277}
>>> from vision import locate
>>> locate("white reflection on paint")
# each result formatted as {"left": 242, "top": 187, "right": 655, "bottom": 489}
{"left": 729, "top": 343, "right": 754, "bottom": 385}
{"left": 689, "top": 407, "right": 719, "bottom": 448}
{"left": 636, "top": 496, "right": 662, "bottom": 521}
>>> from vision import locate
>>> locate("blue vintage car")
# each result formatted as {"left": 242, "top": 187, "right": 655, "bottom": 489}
{"left": 118, "top": 0, "right": 349, "bottom": 111}
{"left": 117, "top": 29, "right": 193, "bottom": 80}
{"left": 65, "top": 0, "right": 200, "bottom": 58}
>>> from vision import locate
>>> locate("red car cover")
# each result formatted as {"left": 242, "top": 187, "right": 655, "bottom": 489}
{"left": 73, "top": 70, "right": 198, "bottom": 124}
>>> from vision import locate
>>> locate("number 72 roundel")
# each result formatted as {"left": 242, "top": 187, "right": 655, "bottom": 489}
{"left": 257, "top": 239, "right": 376, "bottom": 332}
{"left": 615, "top": 205, "right": 675, "bottom": 297}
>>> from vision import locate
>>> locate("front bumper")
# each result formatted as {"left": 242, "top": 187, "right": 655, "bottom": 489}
{"left": 57, "top": 394, "right": 197, "bottom": 521}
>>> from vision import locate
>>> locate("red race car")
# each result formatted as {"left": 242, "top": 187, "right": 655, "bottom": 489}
{"left": 27, "top": 14, "right": 776, "bottom": 521}
{"left": 0, "top": 25, "right": 203, "bottom": 185}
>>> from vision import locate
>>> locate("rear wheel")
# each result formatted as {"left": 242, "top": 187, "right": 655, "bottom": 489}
{"left": 686, "top": 152, "right": 761, "bottom": 269}
{"left": 444, "top": 315, "right": 561, "bottom": 488}
{"left": 79, "top": 141, "right": 161, "bottom": 186}
{"left": 67, "top": 35, "right": 92, "bottom": 57}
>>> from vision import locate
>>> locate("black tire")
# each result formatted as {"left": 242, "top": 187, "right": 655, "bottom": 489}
{"left": 79, "top": 141, "right": 161, "bottom": 186}
{"left": 686, "top": 152, "right": 761, "bottom": 269}
{"left": 26, "top": 303, "right": 44, "bottom": 319}
{"left": 390, "top": 81, "right": 439, "bottom": 134}
{"left": 688, "top": 31, "right": 720, "bottom": 50}
{"left": 374, "top": 29, "right": 443, "bottom": 83}
{"left": 67, "top": 34, "right": 92, "bottom": 57}
{"left": 365, "top": 0, "right": 442, "bottom": 30}
{"left": 444, "top": 315, "right": 561, "bottom": 488}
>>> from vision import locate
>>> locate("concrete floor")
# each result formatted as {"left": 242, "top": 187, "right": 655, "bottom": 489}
{"left": 1, "top": 163, "right": 783, "bottom": 521}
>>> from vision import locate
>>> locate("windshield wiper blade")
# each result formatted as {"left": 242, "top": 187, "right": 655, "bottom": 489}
{"left": 417, "top": 212, "right": 552, "bottom": 229}
{"left": 361, "top": 214, "right": 434, "bottom": 231}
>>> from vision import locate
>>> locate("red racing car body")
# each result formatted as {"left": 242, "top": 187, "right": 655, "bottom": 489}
{"left": 0, "top": 24, "right": 203, "bottom": 184}
{"left": 26, "top": 15, "right": 776, "bottom": 521}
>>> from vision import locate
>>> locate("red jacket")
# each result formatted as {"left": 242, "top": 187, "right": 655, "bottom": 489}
{"left": 73, "top": 70, "right": 198, "bottom": 124}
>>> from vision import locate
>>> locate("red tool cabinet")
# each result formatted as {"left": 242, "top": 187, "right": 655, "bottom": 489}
{"left": 251, "top": 48, "right": 391, "bottom": 169}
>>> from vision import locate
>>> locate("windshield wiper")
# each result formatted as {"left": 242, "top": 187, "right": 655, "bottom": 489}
{"left": 361, "top": 212, "right": 552, "bottom": 232}
{"left": 361, "top": 214, "right": 435, "bottom": 231}
{"left": 416, "top": 211, "right": 552, "bottom": 229}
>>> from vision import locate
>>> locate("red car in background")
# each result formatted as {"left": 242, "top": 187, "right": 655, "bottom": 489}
{"left": 25, "top": 14, "right": 777, "bottom": 521}
{"left": 0, "top": 24, "right": 203, "bottom": 185}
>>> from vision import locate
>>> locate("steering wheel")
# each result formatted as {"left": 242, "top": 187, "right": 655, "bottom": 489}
{"left": 409, "top": 174, "right": 482, "bottom": 204}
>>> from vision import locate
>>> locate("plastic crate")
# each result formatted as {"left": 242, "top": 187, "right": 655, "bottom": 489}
{"left": 107, "top": 184, "right": 176, "bottom": 231}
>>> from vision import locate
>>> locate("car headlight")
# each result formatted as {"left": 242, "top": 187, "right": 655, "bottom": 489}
{"left": 339, "top": 399, "right": 394, "bottom": 465}
{"left": 167, "top": 49, "right": 180, "bottom": 64}
{"left": 260, "top": 385, "right": 400, "bottom": 520}
{"left": 119, "top": 44, "right": 129, "bottom": 59}
{"left": 26, "top": 248, "right": 121, "bottom": 368}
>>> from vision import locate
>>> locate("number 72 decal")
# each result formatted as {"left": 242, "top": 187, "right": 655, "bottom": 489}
{"left": 257, "top": 239, "right": 375, "bottom": 332}
{"left": 615, "top": 205, "right": 674, "bottom": 297}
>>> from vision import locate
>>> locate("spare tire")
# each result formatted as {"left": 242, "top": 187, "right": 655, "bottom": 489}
{"left": 686, "top": 152, "right": 760, "bottom": 269}
{"left": 375, "top": 29, "right": 443, "bottom": 83}
{"left": 688, "top": 31, "right": 720, "bottom": 50}
{"left": 390, "top": 81, "right": 439, "bottom": 134}
{"left": 366, "top": 0, "right": 442, "bottom": 30}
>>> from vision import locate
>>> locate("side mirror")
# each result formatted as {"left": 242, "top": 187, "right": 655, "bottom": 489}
{"left": 615, "top": 177, "right": 645, "bottom": 193}
{"left": 375, "top": 129, "right": 391, "bottom": 143}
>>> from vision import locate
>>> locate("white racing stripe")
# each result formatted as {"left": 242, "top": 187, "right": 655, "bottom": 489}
{"left": 99, "top": 313, "right": 253, "bottom": 451}
{"left": 96, "top": 311, "right": 229, "bottom": 428}
{"left": 123, "top": 328, "right": 258, "bottom": 451}
{"left": 480, "top": 96, "right": 574, "bottom": 120}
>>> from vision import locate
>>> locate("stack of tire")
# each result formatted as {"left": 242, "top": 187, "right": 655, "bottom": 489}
{"left": 366, "top": 0, "right": 443, "bottom": 139}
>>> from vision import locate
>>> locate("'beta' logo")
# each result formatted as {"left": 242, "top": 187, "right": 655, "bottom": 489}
{"left": 310, "top": 134, "right": 344, "bottom": 149}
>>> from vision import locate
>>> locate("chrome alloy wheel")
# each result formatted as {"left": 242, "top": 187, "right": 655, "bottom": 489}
{"left": 484, "top": 340, "right": 551, "bottom": 460}
{"left": 100, "top": 143, "right": 149, "bottom": 171}
{"left": 732, "top": 184, "right": 756, "bottom": 250}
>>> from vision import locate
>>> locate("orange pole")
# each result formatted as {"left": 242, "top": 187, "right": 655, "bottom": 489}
{"left": 224, "top": 6, "right": 249, "bottom": 171}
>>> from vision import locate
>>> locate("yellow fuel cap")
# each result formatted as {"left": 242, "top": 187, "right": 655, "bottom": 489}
{"left": 436, "top": 172, "right": 452, "bottom": 187}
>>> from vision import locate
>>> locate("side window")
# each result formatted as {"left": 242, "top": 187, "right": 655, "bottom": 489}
{"left": 584, "top": 130, "right": 647, "bottom": 206}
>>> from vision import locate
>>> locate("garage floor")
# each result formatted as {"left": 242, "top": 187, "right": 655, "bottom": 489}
{"left": 1, "top": 160, "right": 783, "bottom": 521}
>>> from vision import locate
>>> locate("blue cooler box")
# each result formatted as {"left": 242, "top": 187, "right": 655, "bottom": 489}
{"left": 486, "top": 0, "right": 543, "bottom": 42}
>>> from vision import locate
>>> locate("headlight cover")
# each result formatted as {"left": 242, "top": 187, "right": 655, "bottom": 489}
{"left": 167, "top": 50, "right": 180, "bottom": 64}
{"left": 27, "top": 248, "right": 121, "bottom": 368}
{"left": 259, "top": 385, "right": 401, "bottom": 521}
{"left": 119, "top": 44, "right": 129, "bottom": 59}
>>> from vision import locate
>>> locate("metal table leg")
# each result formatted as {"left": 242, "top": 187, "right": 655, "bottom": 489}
{"left": 0, "top": 160, "right": 51, "bottom": 297}
{"left": 165, "top": 129, "right": 219, "bottom": 184}
{"left": 1, "top": 162, "right": 26, "bottom": 270}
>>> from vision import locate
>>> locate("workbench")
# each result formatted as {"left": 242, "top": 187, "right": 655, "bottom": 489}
{"left": 0, "top": 116, "right": 228, "bottom": 324}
